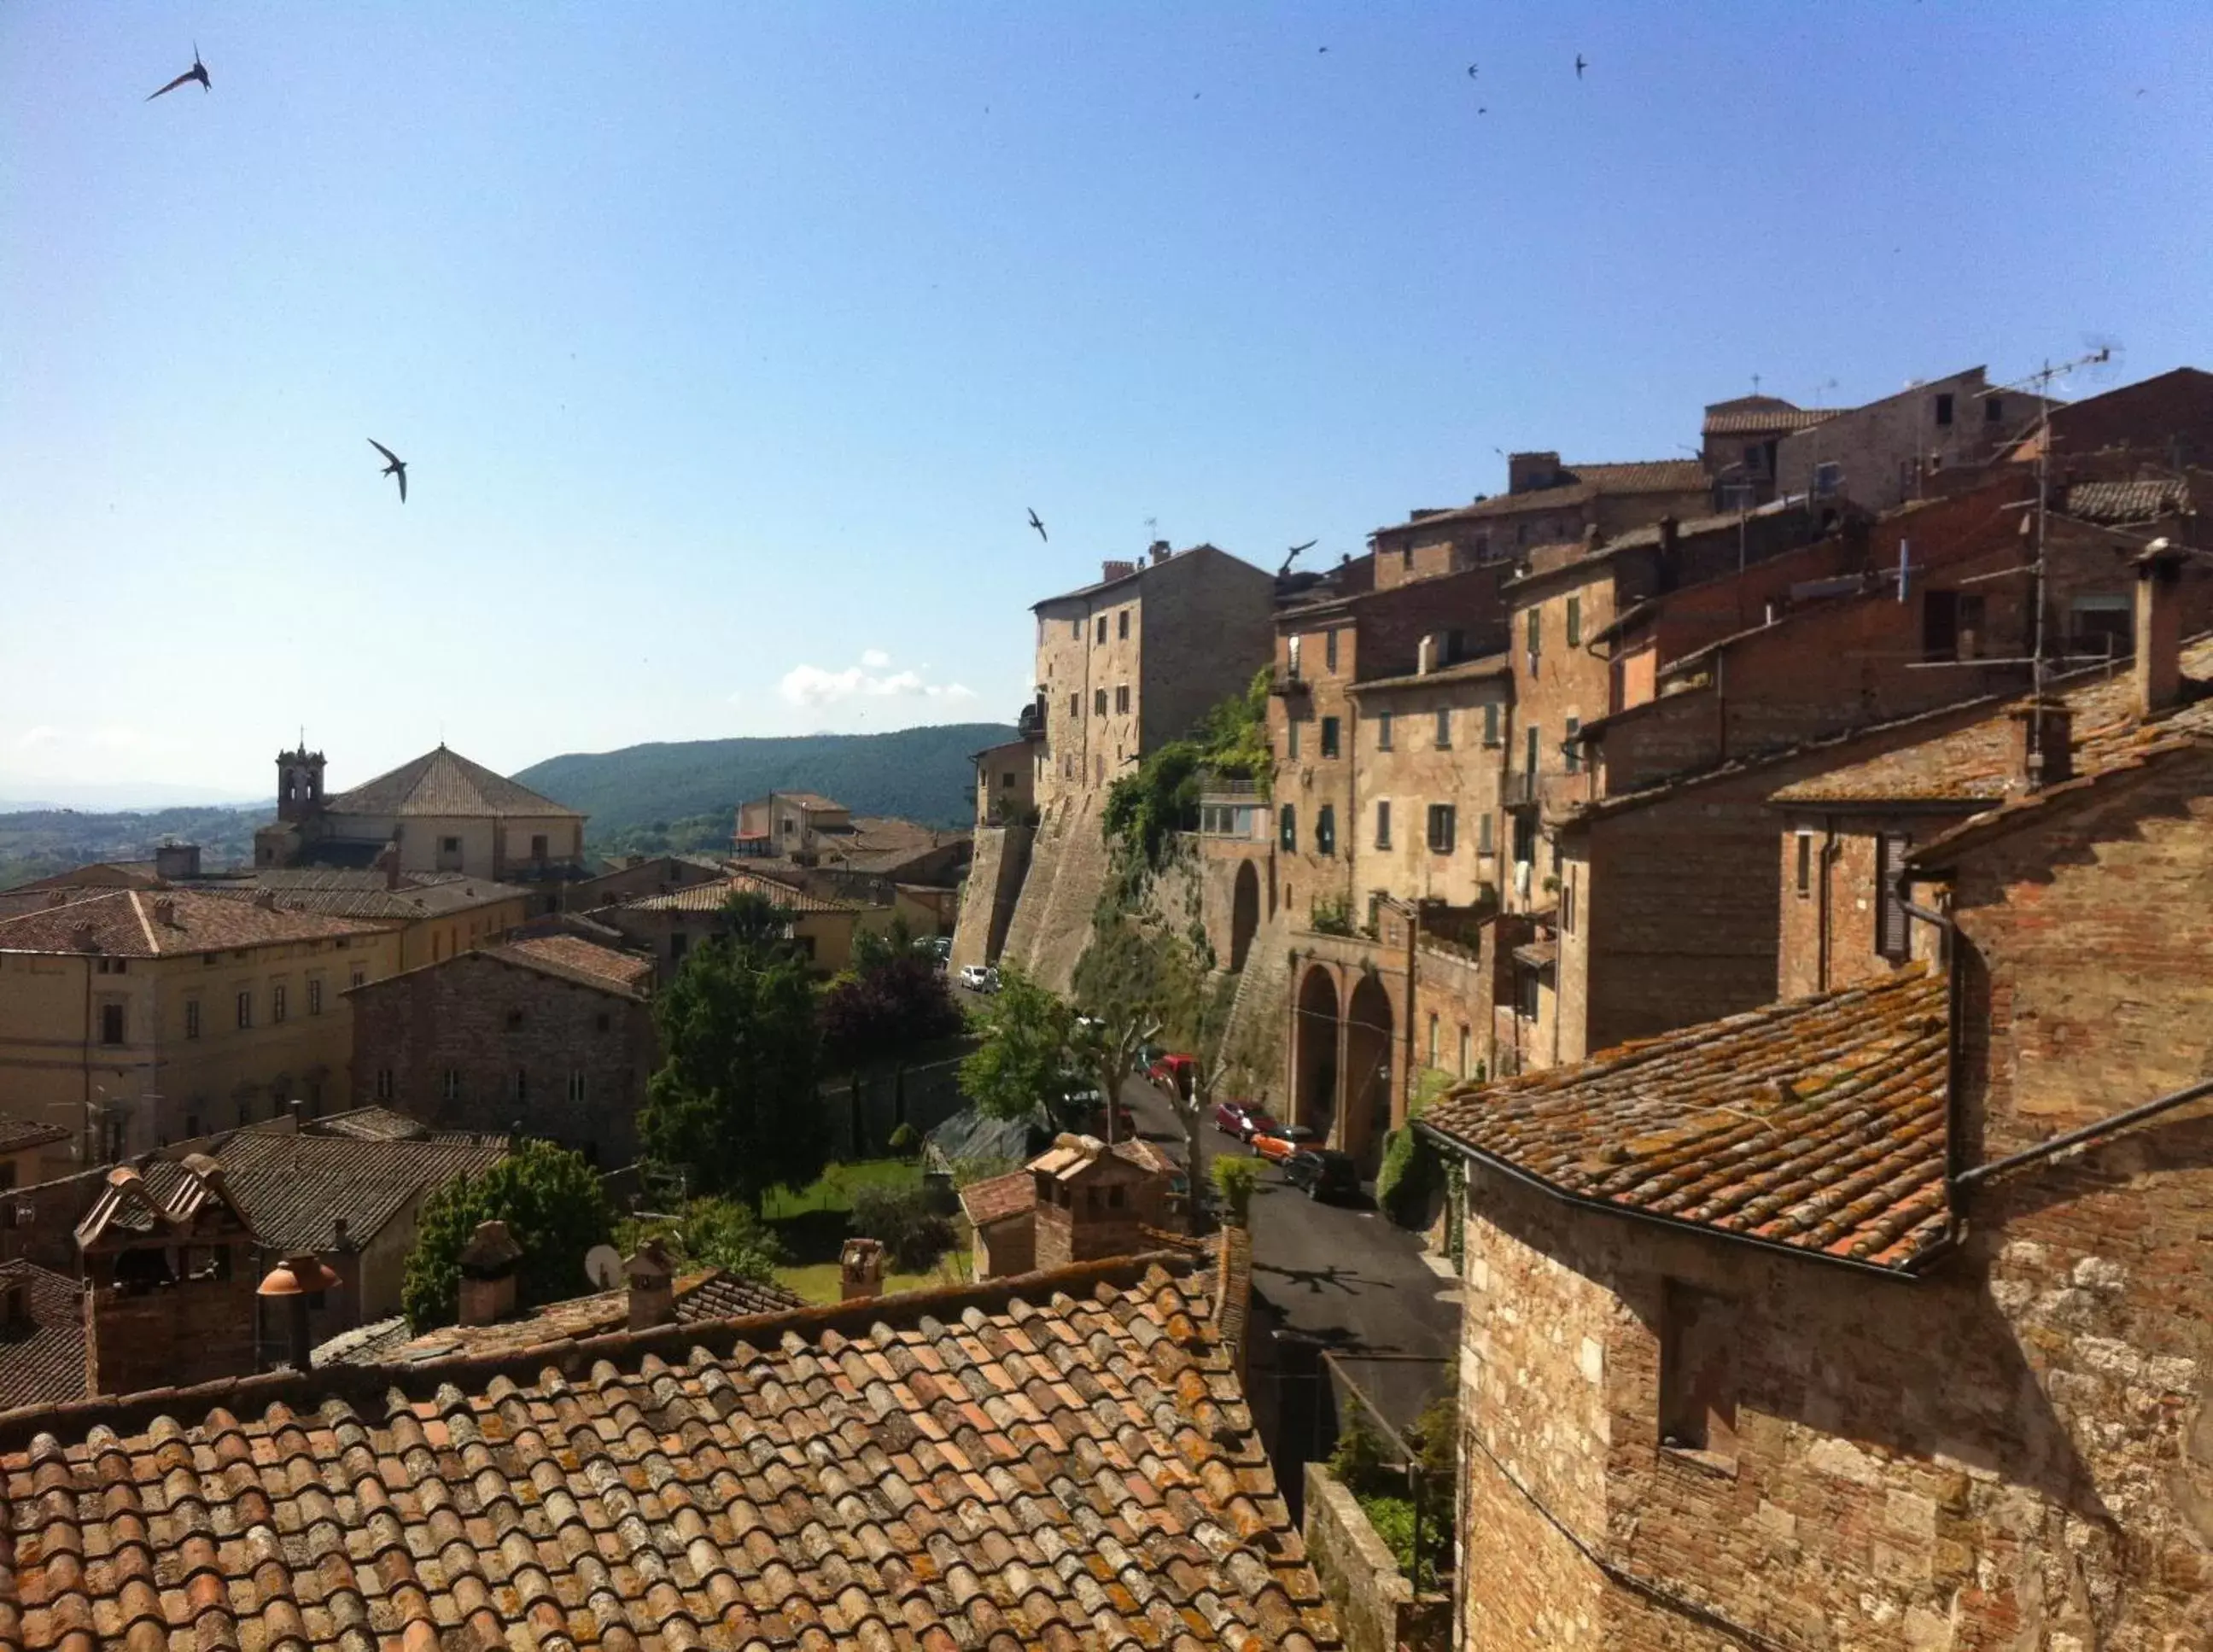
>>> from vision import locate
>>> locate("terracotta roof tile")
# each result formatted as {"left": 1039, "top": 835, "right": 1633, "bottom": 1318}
{"left": 960, "top": 1170, "right": 1036, "bottom": 1227}
{"left": 0, "top": 1254, "right": 1332, "bottom": 1652}
{"left": 0, "top": 1116, "right": 68, "bottom": 1157}
{"left": 0, "top": 1263, "right": 85, "bottom": 1411}
{"left": 1373, "top": 459, "right": 1710, "bottom": 535}
{"left": 624, "top": 867, "right": 863, "bottom": 915}
{"left": 486, "top": 932, "right": 656, "bottom": 994}
{"left": 190, "top": 867, "right": 530, "bottom": 920}
{"left": 1423, "top": 966, "right": 1952, "bottom": 1272}
{"left": 2062, "top": 477, "right": 2191, "bottom": 524}
{"left": 1771, "top": 634, "right": 2213, "bottom": 804}
{"left": 1702, "top": 407, "right": 1836, "bottom": 436}
{"left": 322, "top": 744, "right": 581, "bottom": 818}
{"left": 0, "top": 887, "right": 386, "bottom": 957}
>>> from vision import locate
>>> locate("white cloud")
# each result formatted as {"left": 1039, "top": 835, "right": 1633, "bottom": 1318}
{"left": 773, "top": 651, "right": 977, "bottom": 709}
{"left": 14, "top": 726, "right": 62, "bottom": 749}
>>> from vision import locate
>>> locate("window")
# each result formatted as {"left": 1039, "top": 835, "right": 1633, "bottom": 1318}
{"left": 671, "top": 932, "right": 690, "bottom": 962}
{"left": 1094, "top": 688, "right": 1107, "bottom": 716}
{"left": 1525, "top": 606, "right": 1541, "bottom": 668}
{"left": 1068, "top": 692, "right": 1079, "bottom": 718}
{"left": 1434, "top": 709, "right": 1451, "bottom": 750}
{"left": 1478, "top": 812, "right": 1494, "bottom": 855}
{"left": 1288, "top": 719, "right": 1300, "bottom": 761}
{"left": 375, "top": 1068, "right": 395, "bottom": 1102}
{"left": 1660, "top": 1281, "right": 1738, "bottom": 1456}
{"left": 1118, "top": 609, "right": 1130, "bottom": 639}
{"left": 1483, "top": 702, "right": 1501, "bottom": 746}
{"left": 1287, "top": 634, "right": 1302, "bottom": 680}
{"left": 1984, "top": 394, "right": 2005, "bottom": 424}
{"left": 307, "top": 978, "right": 323, "bottom": 1015}
{"left": 96, "top": 957, "right": 127, "bottom": 975}
{"left": 1115, "top": 685, "right": 1130, "bottom": 715}
{"left": 1107, "top": 1183, "right": 1126, "bottom": 1209}
{"left": 1279, "top": 805, "right": 1297, "bottom": 852}
{"left": 1525, "top": 725, "right": 1540, "bottom": 782}
{"left": 184, "top": 999, "right": 201, "bottom": 1040}
{"left": 1324, "top": 629, "right": 1339, "bottom": 673}
{"left": 568, "top": 1073, "right": 587, "bottom": 1104}
{"left": 1562, "top": 866, "right": 1577, "bottom": 935}
{"left": 1316, "top": 806, "right": 1335, "bottom": 856}
{"left": 349, "top": 967, "right": 365, "bottom": 989}
{"left": 1459, "top": 1025, "right": 1472, "bottom": 1077}
{"left": 1071, "top": 619, "right": 1081, "bottom": 640}
{"left": 1515, "top": 966, "right": 1541, "bottom": 1021}
{"left": 1566, "top": 595, "right": 1582, "bottom": 647}
{"left": 1933, "top": 392, "right": 1954, "bottom": 427}
{"left": 1427, "top": 804, "right": 1457, "bottom": 854}
{"left": 1564, "top": 715, "right": 1581, "bottom": 773}
{"left": 1877, "top": 831, "right": 1912, "bottom": 960}
{"left": 99, "top": 1003, "right": 125, "bottom": 1046}
{"left": 1375, "top": 801, "right": 1392, "bottom": 849}
{"left": 272, "top": 984, "right": 287, "bottom": 1024}
{"left": 236, "top": 990, "right": 253, "bottom": 1030}
{"left": 1428, "top": 1013, "right": 1439, "bottom": 1068}
{"left": 441, "top": 836, "right": 460, "bottom": 854}
{"left": 514, "top": 1069, "right": 529, "bottom": 1104}
{"left": 1376, "top": 712, "right": 1393, "bottom": 751}
{"left": 1795, "top": 832, "right": 1813, "bottom": 897}
{"left": 1095, "top": 616, "right": 1107, "bottom": 644}
{"left": 531, "top": 833, "right": 549, "bottom": 860}
{"left": 596, "top": 1012, "right": 611, "bottom": 1033}
{"left": 1320, "top": 716, "right": 1340, "bottom": 759}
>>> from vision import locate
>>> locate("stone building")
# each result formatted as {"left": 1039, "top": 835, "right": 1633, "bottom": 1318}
{"left": 1366, "top": 454, "right": 1713, "bottom": 584}
{"left": 0, "top": 888, "right": 401, "bottom": 1165}
{"left": 957, "top": 1132, "right": 1173, "bottom": 1279}
{"left": 0, "top": 1114, "right": 68, "bottom": 1190}
{"left": 593, "top": 867, "right": 884, "bottom": 977}
{"left": 347, "top": 933, "right": 657, "bottom": 1165}
{"left": 733, "top": 792, "right": 970, "bottom": 885}
{"left": 1421, "top": 671, "right": 2213, "bottom": 1647}
{"left": 254, "top": 742, "right": 587, "bottom": 888}
{"left": 969, "top": 737, "right": 1034, "bottom": 827}
{"left": 1772, "top": 364, "right": 2043, "bottom": 513}
{"left": 2008, "top": 363, "right": 2213, "bottom": 472}
{"left": 562, "top": 853, "right": 729, "bottom": 910}
{"left": 1698, "top": 394, "right": 1838, "bottom": 505}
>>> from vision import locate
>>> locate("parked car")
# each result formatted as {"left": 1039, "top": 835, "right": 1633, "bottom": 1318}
{"left": 1282, "top": 1148, "right": 1361, "bottom": 1202}
{"left": 1251, "top": 1124, "right": 1319, "bottom": 1164}
{"left": 1147, "top": 1053, "right": 1199, "bottom": 1098}
{"left": 957, "top": 963, "right": 996, "bottom": 992}
{"left": 1212, "top": 1100, "right": 1280, "bottom": 1141}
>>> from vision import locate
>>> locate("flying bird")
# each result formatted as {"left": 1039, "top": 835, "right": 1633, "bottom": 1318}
{"left": 146, "top": 43, "right": 209, "bottom": 100}
{"left": 368, "top": 439, "right": 408, "bottom": 503}
{"left": 1575, "top": 54, "right": 1588, "bottom": 79}
{"left": 1467, "top": 64, "right": 1479, "bottom": 79}
{"left": 1027, "top": 508, "right": 1047, "bottom": 542}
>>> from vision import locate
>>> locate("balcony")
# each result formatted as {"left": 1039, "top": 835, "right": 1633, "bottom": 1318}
{"left": 1504, "top": 770, "right": 1539, "bottom": 808}
{"left": 1270, "top": 668, "right": 1311, "bottom": 698}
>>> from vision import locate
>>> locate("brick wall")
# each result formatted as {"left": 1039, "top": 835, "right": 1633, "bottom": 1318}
{"left": 1353, "top": 673, "right": 1510, "bottom": 910}
{"left": 1773, "top": 366, "right": 2012, "bottom": 511}
{"left": 1142, "top": 549, "right": 1277, "bottom": 756}
{"left": 1271, "top": 616, "right": 1359, "bottom": 927}
{"left": 348, "top": 954, "right": 656, "bottom": 1167}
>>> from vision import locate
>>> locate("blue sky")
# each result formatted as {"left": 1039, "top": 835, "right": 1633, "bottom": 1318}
{"left": 4, "top": 3, "right": 2210, "bottom": 802}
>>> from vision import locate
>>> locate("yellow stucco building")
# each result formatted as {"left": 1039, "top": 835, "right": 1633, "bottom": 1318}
{"left": 0, "top": 888, "right": 403, "bottom": 1174}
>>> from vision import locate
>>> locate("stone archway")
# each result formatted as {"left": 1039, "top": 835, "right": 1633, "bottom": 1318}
{"left": 1230, "top": 861, "right": 1260, "bottom": 973}
{"left": 1342, "top": 972, "right": 1395, "bottom": 1166}
{"left": 1293, "top": 966, "right": 1340, "bottom": 1138}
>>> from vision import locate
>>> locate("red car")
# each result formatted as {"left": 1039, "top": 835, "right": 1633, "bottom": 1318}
{"left": 1147, "top": 1053, "right": 1199, "bottom": 1099}
{"left": 1212, "top": 1100, "right": 1281, "bottom": 1141}
{"left": 1252, "top": 1124, "right": 1321, "bottom": 1164}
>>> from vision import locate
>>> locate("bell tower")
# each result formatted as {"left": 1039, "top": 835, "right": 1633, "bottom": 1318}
{"left": 276, "top": 744, "right": 327, "bottom": 824}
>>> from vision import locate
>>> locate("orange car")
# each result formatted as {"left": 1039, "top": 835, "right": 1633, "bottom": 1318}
{"left": 1250, "top": 1124, "right": 1321, "bottom": 1163}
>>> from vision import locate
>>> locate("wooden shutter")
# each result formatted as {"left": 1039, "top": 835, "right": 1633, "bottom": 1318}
{"left": 1877, "top": 831, "right": 1912, "bottom": 960}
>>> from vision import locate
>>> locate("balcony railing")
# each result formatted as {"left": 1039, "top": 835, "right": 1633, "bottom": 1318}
{"left": 1504, "top": 771, "right": 1538, "bottom": 806}
{"left": 1270, "top": 668, "right": 1310, "bottom": 696}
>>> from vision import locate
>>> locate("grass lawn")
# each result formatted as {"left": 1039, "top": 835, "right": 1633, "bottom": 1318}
{"left": 775, "top": 1257, "right": 971, "bottom": 1305}
{"left": 761, "top": 1158, "right": 920, "bottom": 1223}
{"left": 763, "top": 1157, "right": 969, "bottom": 1300}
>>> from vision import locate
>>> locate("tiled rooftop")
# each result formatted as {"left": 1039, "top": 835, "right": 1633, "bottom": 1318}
{"left": 0, "top": 1263, "right": 85, "bottom": 1413}
{"left": 1422, "top": 966, "right": 1952, "bottom": 1272}
{"left": 323, "top": 744, "right": 582, "bottom": 820}
{"left": 0, "top": 1116, "right": 68, "bottom": 1157}
{"left": 0, "top": 888, "right": 387, "bottom": 958}
{"left": 486, "top": 933, "right": 656, "bottom": 997}
{"left": 959, "top": 1170, "right": 1036, "bottom": 1228}
{"left": 191, "top": 869, "right": 531, "bottom": 922}
{"left": 2061, "top": 477, "right": 2191, "bottom": 524}
{"left": 1374, "top": 459, "right": 1710, "bottom": 535}
{"left": 323, "top": 1269, "right": 808, "bottom": 1366}
{"left": 622, "top": 868, "right": 862, "bottom": 916}
{"left": 0, "top": 1254, "right": 1335, "bottom": 1652}
{"left": 1701, "top": 407, "right": 1836, "bottom": 436}
{"left": 298, "top": 1106, "right": 445, "bottom": 1143}
{"left": 1348, "top": 651, "right": 1513, "bottom": 695}
{"left": 1770, "top": 634, "right": 2213, "bottom": 805}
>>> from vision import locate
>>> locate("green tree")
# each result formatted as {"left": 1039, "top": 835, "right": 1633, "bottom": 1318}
{"left": 640, "top": 924, "right": 826, "bottom": 1208}
{"left": 959, "top": 963, "right": 1076, "bottom": 1121}
{"left": 400, "top": 1140, "right": 614, "bottom": 1330}
{"left": 615, "top": 1195, "right": 784, "bottom": 1281}
{"left": 1212, "top": 1155, "right": 1259, "bottom": 1227}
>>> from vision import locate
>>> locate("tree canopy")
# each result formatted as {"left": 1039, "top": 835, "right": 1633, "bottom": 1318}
{"left": 821, "top": 921, "right": 964, "bottom": 1070}
{"left": 1101, "top": 668, "right": 1272, "bottom": 869}
{"left": 959, "top": 964, "right": 1077, "bottom": 1121}
{"left": 639, "top": 904, "right": 826, "bottom": 1207}
{"left": 615, "top": 1196, "right": 784, "bottom": 1281}
{"left": 400, "top": 1140, "right": 614, "bottom": 1329}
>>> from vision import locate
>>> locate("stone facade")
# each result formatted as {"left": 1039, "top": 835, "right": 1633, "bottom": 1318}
{"left": 947, "top": 821, "right": 1031, "bottom": 971}
{"left": 1773, "top": 365, "right": 2030, "bottom": 512}
{"left": 347, "top": 950, "right": 657, "bottom": 1167}
{"left": 1302, "top": 1463, "right": 1448, "bottom": 1652}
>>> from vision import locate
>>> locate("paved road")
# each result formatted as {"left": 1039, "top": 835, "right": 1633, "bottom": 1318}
{"left": 1116, "top": 1075, "right": 1461, "bottom": 1368}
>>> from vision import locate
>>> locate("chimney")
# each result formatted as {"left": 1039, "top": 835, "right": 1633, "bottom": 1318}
{"left": 379, "top": 844, "right": 403, "bottom": 890}
{"left": 1658, "top": 515, "right": 1681, "bottom": 561}
{"left": 839, "top": 1237, "right": 885, "bottom": 1301}
{"left": 2009, "top": 699, "right": 2073, "bottom": 791}
{"left": 1417, "top": 634, "right": 1441, "bottom": 675}
{"left": 154, "top": 844, "right": 201, "bottom": 881}
{"left": 624, "top": 1240, "right": 677, "bottom": 1329}
{"left": 2135, "top": 541, "right": 2186, "bottom": 718}
{"left": 253, "top": 889, "right": 278, "bottom": 912}
{"left": 1148, "top": 540, "right": 1172, "bottom": 566}
{"left": 1100, "top": 558, "right": 1137, "bottom": 584}
{"left": 1507, "top": 451, "right": 1561, "bottom": 495}
{"left": 3, "top": 1281, "right": 26, "bottom": 1330}
{"left": 1212, "top": 1226, "right": 1253, "bottom": 1386}
{"left": 456, "top": 1220, "right": 524, "bottom": 1326}
{"left": 255, "top": 1252, "right": 341, "bottom": 1373}
{"left": 150, "top": 898, "right": 175, "bottom": 927}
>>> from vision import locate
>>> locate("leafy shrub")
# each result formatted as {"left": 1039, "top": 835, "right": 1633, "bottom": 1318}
{"left": 887, "top": 1122, "right": 921, "bottom": 1159}
{"left": 850, "top": 1183, "right": 955, "bottom": 1272}
{"left": 1328, "top": 1408, "right": 1391, "bottom": 1493}
{"left": 401, "top": 1141, "right": 613, "bottom": 1330}
{"left": 616, "top": 1196, "right": 784, "bottom": 1282}
{"left": 1212, "top": 1156, "right": 1259, "bottom": 1227}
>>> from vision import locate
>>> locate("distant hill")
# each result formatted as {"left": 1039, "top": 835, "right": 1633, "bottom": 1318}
{"left": 0, "top": 805, "right": 261, "bottom": 890}
{"left": 514, "top": 723, "right": 1018, "bottom": 844}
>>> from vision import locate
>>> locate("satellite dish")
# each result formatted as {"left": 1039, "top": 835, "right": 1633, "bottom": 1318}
{"left": 584, "top": 1244, "right": 623, "bottom": 1291}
